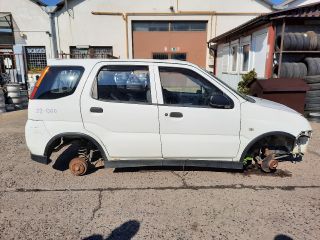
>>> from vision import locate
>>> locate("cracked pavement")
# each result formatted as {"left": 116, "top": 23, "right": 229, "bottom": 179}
{"left": 0, "top": 110, "right": 320, "bottom": 239}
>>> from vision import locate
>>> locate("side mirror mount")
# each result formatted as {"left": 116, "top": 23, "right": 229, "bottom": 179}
{"left": 209, "top": 94, "right": 233, "bottom": 109}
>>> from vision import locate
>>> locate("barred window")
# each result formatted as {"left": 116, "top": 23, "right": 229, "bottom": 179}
{"left": 25, "top": 46, "right": 47, "bottom": 71}
{"left": 70, "top": 46, "right": 113, "bottom": 59}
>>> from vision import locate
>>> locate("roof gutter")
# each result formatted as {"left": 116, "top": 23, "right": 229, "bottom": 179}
{"left": 91, "top": 11, "right": 263, "bottom": 16}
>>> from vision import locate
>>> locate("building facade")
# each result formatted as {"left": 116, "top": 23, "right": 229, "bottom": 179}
{"left": 54, "top": 0, "right": 272, "bottom": 69}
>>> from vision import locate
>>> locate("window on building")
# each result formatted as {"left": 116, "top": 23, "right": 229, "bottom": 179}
{"left": 70, "top": 46, "right": 113, "bottom": 59}
{"left": 241, "top": 44, "right": 250, "bottom": 72}
{"left": 95, "top": 66, "right": 151, "bottom": 103}
{"left": 170, "top": 21, "right": 207, "bottom": 31}
{"left": 152, "top": 53, "right": 187, "bottom": 61}
{"left": 159, "top": 67, "right": 223, "bottom": 107}
{"left": 153, "top": 53, "right": 169, "bottom": 60}
{"left": 132, "top": 21, "right": 207, "bottom": 32}
{"left": 171, "top": 53, "right": 187, "bottom": 61}
{"left": 222, "top": 46, "right": 229, "bottom": 73}
{"left": 25, "top": 46, "right": 47, "bottom": 71}
{"left": 230, "top": 45, "right": 238, "bottom": 72}
{"left": 132, "top": 21, "right": 169, "bottom": 31}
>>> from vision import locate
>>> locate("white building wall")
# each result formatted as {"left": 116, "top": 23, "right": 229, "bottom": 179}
{"left": 55, "top": 0, "right": 272, "bottom": 67}
{"left": 0, "top": 0, "right": 52, "bottom": 57}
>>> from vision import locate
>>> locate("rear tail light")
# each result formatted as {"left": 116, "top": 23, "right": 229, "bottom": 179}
{"left": 29, "top": 66, "right": 50, "bottom": 99}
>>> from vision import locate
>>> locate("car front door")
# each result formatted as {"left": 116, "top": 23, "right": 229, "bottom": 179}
{"left": 155, "top": 64, "right": 241, "bottom": 160}
{"left": 81, "top": 62, "right": 162, "bottom": 159}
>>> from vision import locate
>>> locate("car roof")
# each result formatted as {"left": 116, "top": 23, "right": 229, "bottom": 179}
{"left": 47, "top": 58, "right": 197, "bottom": 68}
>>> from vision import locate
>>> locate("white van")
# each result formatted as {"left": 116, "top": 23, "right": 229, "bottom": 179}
{"left": 25, "top": 59, "right": 312, "bottom": 175}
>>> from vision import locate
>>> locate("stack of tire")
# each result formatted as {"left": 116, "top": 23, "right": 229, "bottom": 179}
{"left": 20, "top": 90, "right": 29, "bottom": 109}
{"left": 275, "top": 62, "right": 307, "bottom": 78}
{"left": 0, "top": 88, "right": 6, "bottom": 114}
{"left": 276, "top": 31, "right": 320, "bottom": 50}
{"left": 6, "top": 83, "right": 23, "bottom": 110}
{"left": 304, "top": 58, "right": 320, "bottom": 112}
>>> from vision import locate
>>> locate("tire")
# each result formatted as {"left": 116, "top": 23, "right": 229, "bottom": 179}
{"left": 281, "top": 63, "right": 294, "bottom": 78}
{"left": 289, "top": 33, "right": 297, "bottom": 50}
{"left": 307, "top": 31, "right": 318, "bottom": 50}
{"left": 305, "top": 103, "right": 320, "bottom": 111}
{"left": 317, "top": 34, "right": 320, "bottom": 50}
{"left": 0, "top": 102, "right": 5, "bottom": 108}
{"left": 302, "top": 33, "right": 311, "bottom": 50}
{"left": 309, "top": 83, "right": 320, "bottom": 91}
{"left": 7, "top": 91, "right": 20, "bottom": 98}
{"left": 7, "top": 97, "right": 23, "bottom": 104}
{"left": 276, "top": 34, "right": 290, "bottom": 50}
{"left": 305, "top": 58, "right": 319, "bottom": 76}
{"left": 20, "top": 90, "right": 28, "bottom": 96}
{"left": 297, "top": 62, "right": 308, "bottom": 78}
{"left": 294, "top": 33, "right": 304, "bottom": 50}
{"left": 279, "top": 63, "right": 288, "bottom": 77}
{"left": 6, "top": 84, "right": 20, "bottom": 92}
{"left": 306, "top": 90, "right": 320, "bottom": 98}
{"left": 305, "top": 75, "right": 320, "bottom": 84}
{"left": 0, "top": 107, "right": 6, "bottom": 113}
{"left": 5, "top": 104, "right": 15, "bottom": 111}
{"left": 305, "top": 96, "right": 320, "bottom": 104}
{"left": 21, "top": 96, "right": 28, "bottom": 103}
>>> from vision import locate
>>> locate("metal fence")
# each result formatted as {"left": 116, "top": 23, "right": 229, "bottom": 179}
{"left": 0, "top": 53, "right": 26, "bottom": 85}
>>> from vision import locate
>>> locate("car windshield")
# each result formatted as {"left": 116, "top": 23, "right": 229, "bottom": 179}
{"left": 201, "top": 69, "right": 256, "bottom": 103}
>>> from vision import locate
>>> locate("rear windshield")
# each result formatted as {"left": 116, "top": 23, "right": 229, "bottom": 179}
{"left": 34, "top": 66, "right": 84, "bottom": 99}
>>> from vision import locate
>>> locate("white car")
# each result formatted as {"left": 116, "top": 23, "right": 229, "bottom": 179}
{"left": 25, "top": 59, "right": 312, "bottom": 175}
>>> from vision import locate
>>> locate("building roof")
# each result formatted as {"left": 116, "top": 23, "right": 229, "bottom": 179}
{"left": 208, "top": 1, "right": 320, "bottom": 44}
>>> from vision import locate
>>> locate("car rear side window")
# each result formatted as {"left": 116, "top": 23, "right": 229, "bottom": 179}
{"left": 95, "top": 65, "right": 151, "bottom": 103}
{"left": 33, "top": 66, "right": 84, "bottom": 99}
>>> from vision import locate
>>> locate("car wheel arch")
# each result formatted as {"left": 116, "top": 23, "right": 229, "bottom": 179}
{"left": 240, "top": 131, "right": 296, "bottom": 162}
{"left": 44, "top": 132, "right": 108, "bottom": 161}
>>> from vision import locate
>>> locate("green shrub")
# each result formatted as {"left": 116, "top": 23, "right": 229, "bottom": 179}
{"left": 237, "top": 69, "right": 257, "bottom": 95}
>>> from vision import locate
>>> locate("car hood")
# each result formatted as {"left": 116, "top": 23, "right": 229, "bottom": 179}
{"left": 250, "top": 96, "right": 299, "bottom": 115}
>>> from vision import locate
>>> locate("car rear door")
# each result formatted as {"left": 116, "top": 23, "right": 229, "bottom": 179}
{"left": 80, "top": 62, "right": 162, "bottom": 159}
{"left": 154, "top": 63, "right": 241, "bottom": 160}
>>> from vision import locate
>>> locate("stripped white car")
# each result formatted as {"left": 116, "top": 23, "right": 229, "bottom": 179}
{"left": 25, "top": 59, "right": 312, "bottom": 175}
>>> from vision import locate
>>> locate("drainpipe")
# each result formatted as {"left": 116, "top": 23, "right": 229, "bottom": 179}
{"left": 43, "top": 6, "right": 59, "bottom": 58}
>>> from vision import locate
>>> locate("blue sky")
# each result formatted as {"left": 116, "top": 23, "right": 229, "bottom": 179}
{"left": 42, "top": 0, "right": 285, "bottom": 6}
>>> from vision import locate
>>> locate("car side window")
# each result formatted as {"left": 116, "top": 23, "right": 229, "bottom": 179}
{"left": 95, "top": 65, "right": 151, "bottom": 103}
{"left": 159, "top": 67, "right": 227, "bottom": 107}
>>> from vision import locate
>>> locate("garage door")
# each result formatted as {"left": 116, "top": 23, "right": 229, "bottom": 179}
{"left": 132, "top": 21, "right": 207, "bottom": 68}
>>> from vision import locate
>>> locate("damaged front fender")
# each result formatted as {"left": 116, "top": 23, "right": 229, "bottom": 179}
{"left": 292, "top": 131, "right": 312, "bottom": 155}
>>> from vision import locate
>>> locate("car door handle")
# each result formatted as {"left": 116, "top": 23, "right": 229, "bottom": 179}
{"left": 169, "top": 112, "right": 183, "bottom": 118}
{"left": 90, "top": 107, "right": 103, "bottom": 113}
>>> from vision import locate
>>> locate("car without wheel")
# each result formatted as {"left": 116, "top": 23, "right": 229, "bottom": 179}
{"left": 25, "top": 59, "right": 312, "bottom": 175}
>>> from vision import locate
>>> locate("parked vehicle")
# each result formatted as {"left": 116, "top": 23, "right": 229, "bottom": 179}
{"left": 25, "top": 59, "right": 312, "bottom": 175}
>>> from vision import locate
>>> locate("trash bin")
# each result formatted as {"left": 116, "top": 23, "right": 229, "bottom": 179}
{"left": 249, "top": 78, "right": 309, "bottom": 114}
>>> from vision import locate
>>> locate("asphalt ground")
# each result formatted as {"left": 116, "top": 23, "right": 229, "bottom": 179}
{"left": 0, "top": 110, "right": 319, "bottom": 239}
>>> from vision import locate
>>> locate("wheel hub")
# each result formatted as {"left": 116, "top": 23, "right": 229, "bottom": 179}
{"left": 69, "top": 157, "right": 88, "bottom": 176}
